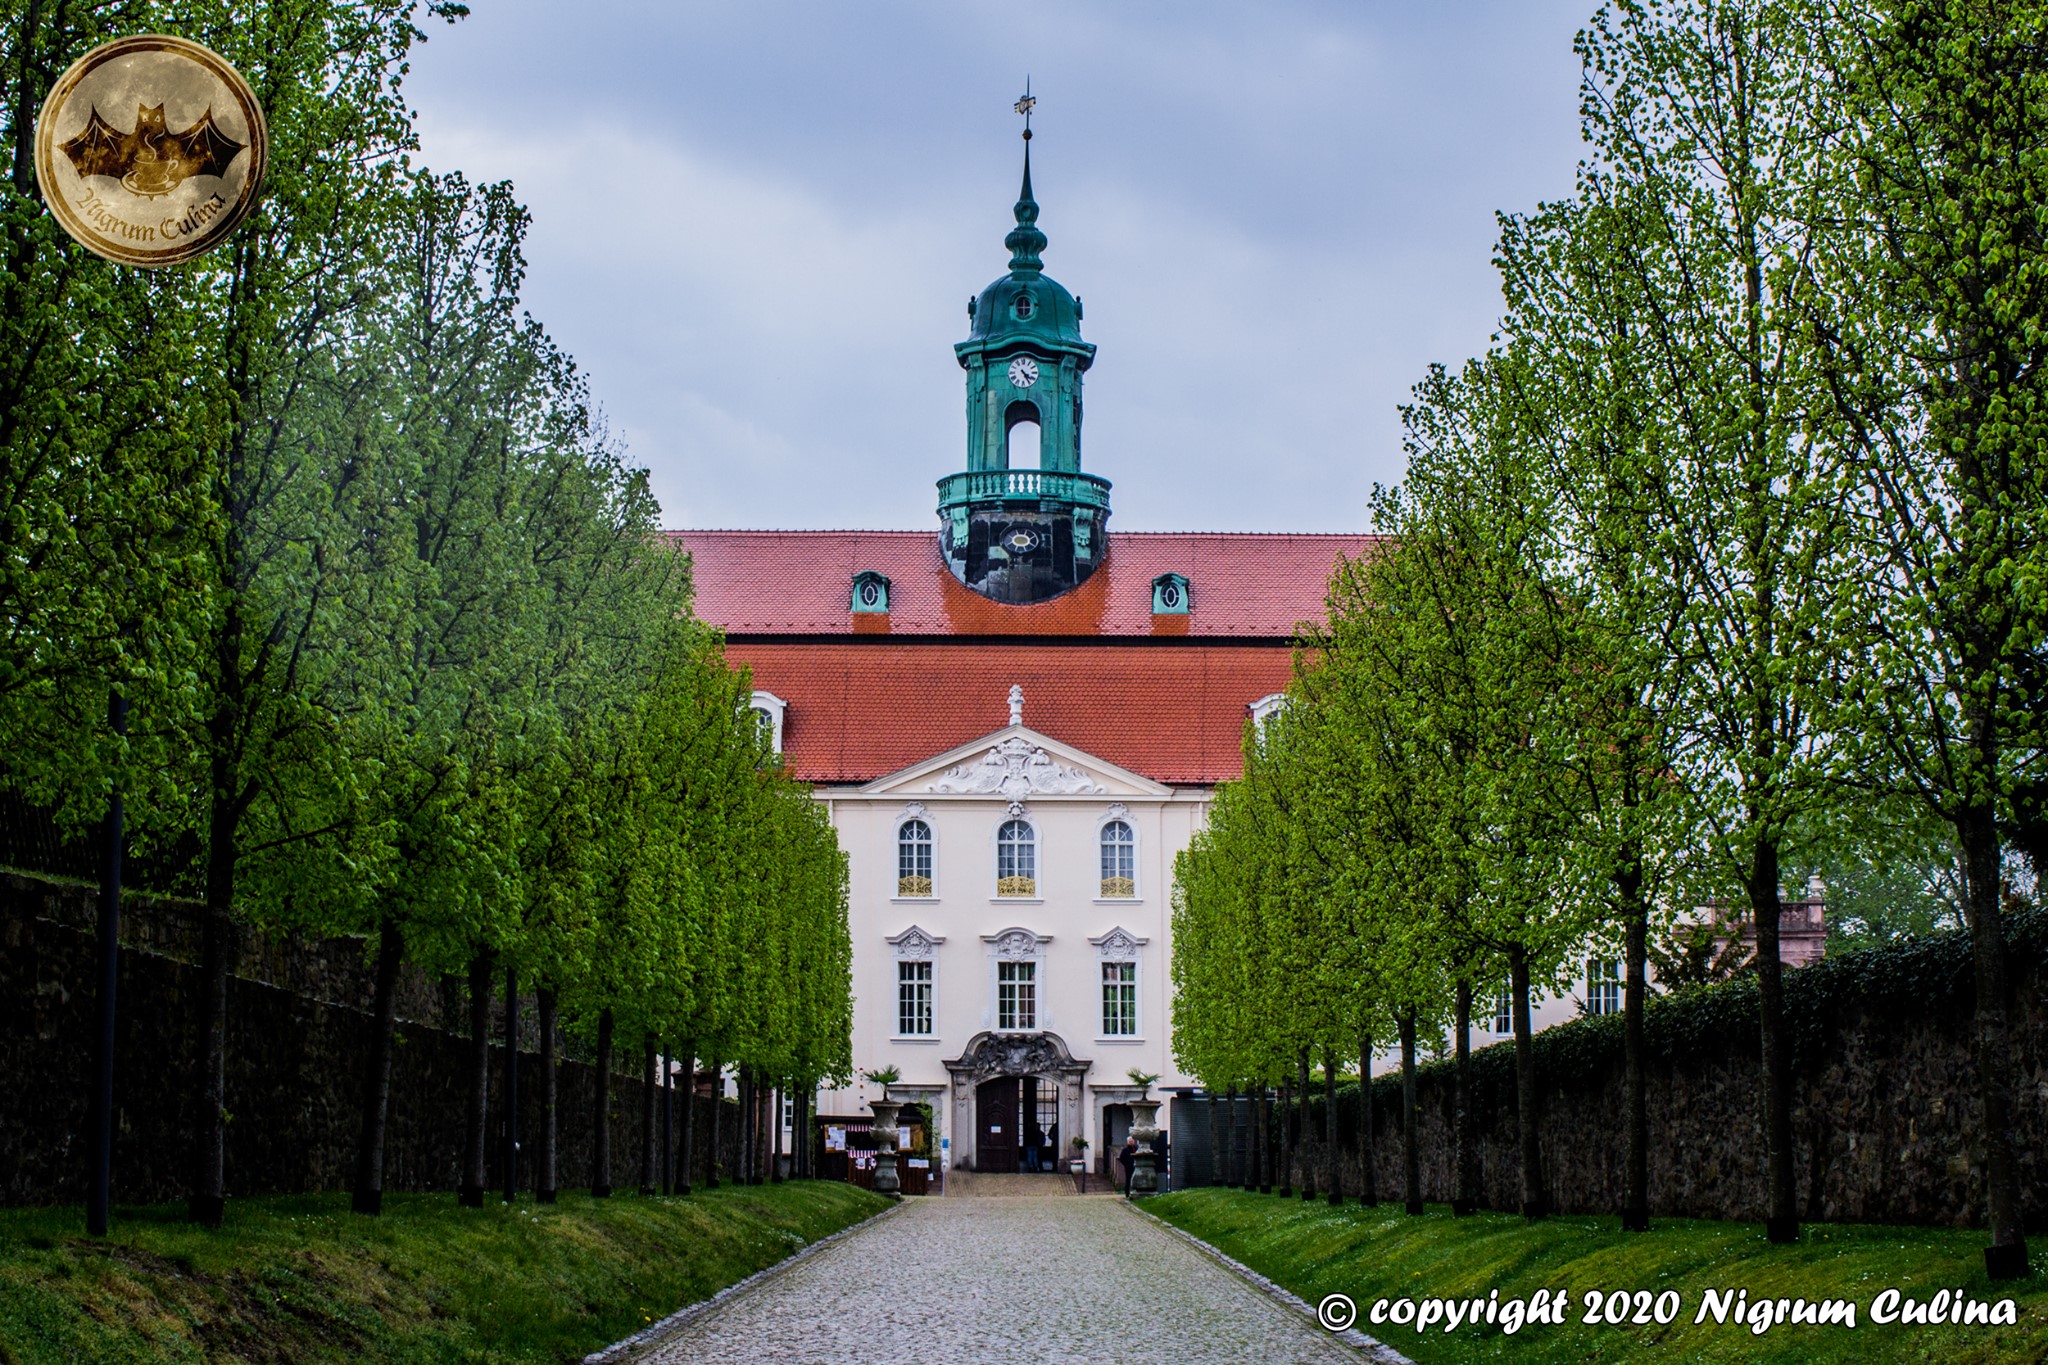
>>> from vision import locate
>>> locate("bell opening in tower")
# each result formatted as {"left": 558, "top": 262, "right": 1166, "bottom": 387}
{"left": 939, "top": 124, "right": 1109, "bottom": 605}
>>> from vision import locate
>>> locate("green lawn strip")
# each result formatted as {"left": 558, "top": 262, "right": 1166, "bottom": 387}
{"left": 0, "top": 1183, "right": 889, "bottom": 1365}
{"left": 1146, "top": 1189, "right": 2048, "bottom": 1364}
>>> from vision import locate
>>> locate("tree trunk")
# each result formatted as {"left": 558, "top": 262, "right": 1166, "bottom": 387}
{"left": 1207, "top": 1090, "right": 1223, "bottom": 1188}
{"left": 753, "top": 1071, "right": 768, "bottom": 1185}
{"left": 1253, "top": 1084, "right": 1269, "bottom": 1193}
{"left": 1453, "top": 978, "right": 1476, "bottom": 1215}
{"left": 1960, "top": 798, "right": 2029, "bottom": 1277}
{"left": 735, "top": 1067, "right": 752, "bottom": 1186}
{"left": 771, "top": 1080, "right": 784, "bottom": 1182}
{"left": 460, "top": 950, "right": 493, "bottom": 1207}
{"left": 1620, "top": 855, "right": 1650, "bottom": 1232}
{"left": 1399, "top": 1008, "right": 1422, "bottom": 1215}
{"left": 705, "top": 1058, "right": 722, "bottom": 1188}
{"left": 788, "top": 1084, "right": 804, "bottom": 1180}
{"left": 677, "top": 1038, "right": 697, "bottom": 1194}
{"left": 1324, "top": 1050, "right": 1342, "bottom": 1206}
{"left": 537, "top": 987, "right": 558, "bottom": 1204}
{"left": 1276, "top": 1079, "right": 1293, "bottom": 1197}
{"left": 1509, "top": 948, "right": 1544, "bottom": 1219}
{"left": 1297, "top": 1049, "right": 1316, "bottom": 1200}
{"left": 591, "top": 1008, "right": 613, "bottom": 1196}
{"left": 660, "top": 1046, "right": 673, "bottom": 1195}
{"left": 351, "top": 917, "right": 405, "bottom": 1216}
{"left": 189, "top": 799, "right": 239, "bottom": 1227}
{"left": 501, "top": 968, "right": 519, "bottom": 1205}
{"left": 1358, "top": 1027, "right": 1378, "bottom": 1207}
{"left": 1222, "top": 1084, "right": 1239, "bottom": 1187}
{"left": 1747, "top": 841, "right": 1795, "bottom": 1242}
{"left": 638, "top": 1032, "right": 657, "bottom": 1196}
{"left": 86, "top": 689, "right": 126, "bottom": 1240}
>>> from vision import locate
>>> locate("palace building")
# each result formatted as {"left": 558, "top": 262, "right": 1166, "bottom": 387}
{"left": 671, "top": 132, "right": 1373, "bottom": 1175}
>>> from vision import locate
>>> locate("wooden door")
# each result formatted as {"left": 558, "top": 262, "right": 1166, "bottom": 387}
{"left": 976, "top": 1077, "right": 1019, "bottom": 1173}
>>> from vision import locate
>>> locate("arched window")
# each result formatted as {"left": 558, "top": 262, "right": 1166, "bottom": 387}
{"left": 897, "top": 819, "right": 933, "bottom": 898}
{"left": 996, "top": 819, "right": 1036, "bottom": 897}
{"left": 1099, "top": 820, "right": 1135, "bottom": 898}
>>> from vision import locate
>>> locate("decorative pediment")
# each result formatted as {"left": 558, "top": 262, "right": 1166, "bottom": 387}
{"left": 1089, "top": 927, "right": 1148, "bottom": 961}
{"left": 852, "top": 725, "right": 1173, "bottom": 798}
{"left": 928, "top": 735, "right": 1107, "bottom": 797}
{"left": 983, "top": 927, "right": 1049, "bottom": 960}
{"left": 943, "top": 1029, "right": 1088, "bottom": 1080}
{"left": 888, "top": 925, "right": 945, "bottom": 960}
{"left": 899, "top": 801, "right": 929, "bottom": 821}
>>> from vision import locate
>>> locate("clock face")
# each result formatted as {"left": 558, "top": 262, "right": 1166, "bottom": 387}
{"left": 1007, "top": 356, "right": 1040, "bottom": 389}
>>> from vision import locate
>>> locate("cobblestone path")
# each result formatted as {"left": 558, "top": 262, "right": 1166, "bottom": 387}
{"left": 634, "top": 1195, "right": 1365, "bottom": 1364}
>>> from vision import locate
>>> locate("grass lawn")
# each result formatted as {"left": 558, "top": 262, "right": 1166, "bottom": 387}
{"left": 1146, "top": 1188, "right": 2048, "bottom": 1364}
{"left": 0, "top": 1181, "right": 888, "bottom": 1365}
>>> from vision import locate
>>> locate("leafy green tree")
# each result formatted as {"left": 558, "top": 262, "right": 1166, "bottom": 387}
{"left": 1574, "top": 0, "right": 1861, "bottom": 1243}
{"left": 1801, "top": 0, "right": 2048, "bottom": 1276}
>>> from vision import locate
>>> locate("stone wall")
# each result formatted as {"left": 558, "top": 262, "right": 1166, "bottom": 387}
{"left": 1, "top": 874, "right": 748, "bottom": 1207}
{"left": 1186, "top": 930, "right": 2048, "bottom": 1227}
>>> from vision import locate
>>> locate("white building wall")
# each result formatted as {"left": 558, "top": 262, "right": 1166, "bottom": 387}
{"left": 810, "top": 726, "right": 1209, "bottom": 1169}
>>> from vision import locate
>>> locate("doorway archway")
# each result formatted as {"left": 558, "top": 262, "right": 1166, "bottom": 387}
{"left": 944, "top": 1031, "right": 1090, "bottom": 1172}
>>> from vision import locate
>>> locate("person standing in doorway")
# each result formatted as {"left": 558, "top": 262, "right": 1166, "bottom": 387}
{"left": 1118, "top": 1135, "right": 1138, "bottom": 1196}
{"left": 1024, "top": 1118, "right": 1045, "bottom": 1172}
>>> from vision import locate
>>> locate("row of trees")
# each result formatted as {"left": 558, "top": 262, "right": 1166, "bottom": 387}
{"left": 1172, "top": 0, "right": 2046, "bottom": 1278}
{"left": 0, "top": 1, "right": 851, "bottom": 1225}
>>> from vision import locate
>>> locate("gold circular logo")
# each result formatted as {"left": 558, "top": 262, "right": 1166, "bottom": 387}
{"left": 34, "top": 35, "right": 267, "bottom": 267}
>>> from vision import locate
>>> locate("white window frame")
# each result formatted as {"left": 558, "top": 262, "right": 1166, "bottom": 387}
{"left": 1089, "top": 927, "right": 1148, "bottom": 1043}
{"left": 1248, "top": 692, "right": 1288, "bottom": 728}
{"left": 1586, "top": 958, "right": 1621, "bottom": 1017}
{"left": 887, "top": 925, "right": 944, "bottom": 1041}
{"left": 993, "top": 812, "right": 1038, "bottom": 900}
{"left": 1492, "top": 980, "right": 1513, "bottom": 1034}
{"left": 898, "top": 958, "right": 934, "bottom": 1036}
{"left": 982, "top": 927, "right": 1050, "bottom": 1033}
{"left": 997, "top": 959, "right": 1037, "bottom": 1031}
{"left": 749, "top": 690, "right": 786, "bottom": 753}
{"left": 1096, "top": 804, "right": 1138, "bottom": 900}
{"left": 895, "top": 806, "right": 936, "bottom": 899}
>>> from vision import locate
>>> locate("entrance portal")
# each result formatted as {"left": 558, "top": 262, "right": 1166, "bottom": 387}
{"left": 945, "top": 1031, "right": 1091, "bottom": 1173}
{"left": 975, "top": 1077, "right": 1019, "bottom": 1173}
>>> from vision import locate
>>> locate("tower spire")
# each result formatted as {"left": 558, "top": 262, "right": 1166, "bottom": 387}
{"left": 1006, "top": 80, "right": 1046, "bottom": 273}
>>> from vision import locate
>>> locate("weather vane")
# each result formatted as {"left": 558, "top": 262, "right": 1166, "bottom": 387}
{"left": 1014, "top": 77, "right": 1035, "bottom": 140}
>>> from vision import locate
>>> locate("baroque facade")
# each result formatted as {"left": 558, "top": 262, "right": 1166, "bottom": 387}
{"left": 671, "top": 131, "right": 1372, "bottom": 1172}
{"left": 670, "top": 131, "right": 1823, "bottom": 1173}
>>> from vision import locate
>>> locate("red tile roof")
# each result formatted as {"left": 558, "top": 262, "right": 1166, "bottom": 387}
{"left": 728, "top": 640, "right": 1298, "bottom": 785}
{"left": 669, "top": 530, "right": 1379, "bottom": 638}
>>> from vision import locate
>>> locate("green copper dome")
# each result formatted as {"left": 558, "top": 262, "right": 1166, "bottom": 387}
{"left": 940, "top": 127, "right": 1109, "bottom": 606}
{"left": 960, "top": 146, "right": 1092, "bottom": 357}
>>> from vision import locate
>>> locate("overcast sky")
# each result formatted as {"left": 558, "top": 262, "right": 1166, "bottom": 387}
{"left": 404, "top": 1, "right": 1592, "bottom": 533}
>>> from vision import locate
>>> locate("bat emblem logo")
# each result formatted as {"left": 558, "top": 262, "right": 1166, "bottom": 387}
{"left": 59, "top": 101, "right": 246, "bottom": 198}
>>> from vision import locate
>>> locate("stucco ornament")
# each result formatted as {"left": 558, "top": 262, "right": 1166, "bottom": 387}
{"left": 956, "top": 1031, "right": 1070, "bottom": 1081}
{"left": 927, "top": 735, "right": 1106, "bottom": 796}
{"left": 1091, "top": 927, "right": 1146, "bottom": 961}
{"left": 890, "top": 926, "right": 943, "bottom": 960}
{"left": 989, "top": 928, "right": 1041, "bottom": 960}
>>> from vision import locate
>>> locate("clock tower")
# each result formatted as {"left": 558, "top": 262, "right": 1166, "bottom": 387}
{"left": 940, "top": 120, "right": 1108, "bottom": 604}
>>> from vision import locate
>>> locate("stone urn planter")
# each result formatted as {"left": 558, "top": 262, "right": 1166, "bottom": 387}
{"left": 868, "top": 1098, "right": 903, "bottom": 1195}
{"left": 1129, "top": 1098, "right": 1161, "bottom": 1195}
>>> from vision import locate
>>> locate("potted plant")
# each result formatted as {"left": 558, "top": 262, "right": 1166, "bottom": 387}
{"left": 1069, "top": 1135, "right": 1089, "bottom": 1172}
{"left": 863, "top": 1065, "right": 901, "bottom": 1100}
